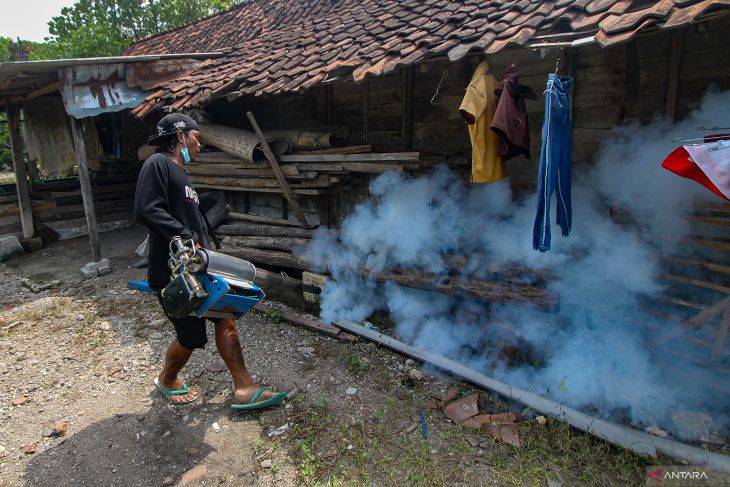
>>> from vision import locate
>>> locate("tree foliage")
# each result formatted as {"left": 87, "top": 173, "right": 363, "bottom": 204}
{"left": 47, "top": 0, "right": 241, "bottom": 58}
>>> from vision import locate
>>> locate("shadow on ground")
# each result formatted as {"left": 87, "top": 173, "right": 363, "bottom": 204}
{"left": 24, "top": 400, "right": 228, "bottom": 487}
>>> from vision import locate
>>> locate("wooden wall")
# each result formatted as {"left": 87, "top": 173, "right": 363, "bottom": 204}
{"left": 202, "top": 15, "right": 730, "bottom": 225}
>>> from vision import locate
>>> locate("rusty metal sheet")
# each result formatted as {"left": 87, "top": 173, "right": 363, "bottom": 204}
{"left": 126, "top": 59, "right": 202, "bottom": 91}
{"left": 59, "top": 64, "right": 147, "bottom": 119}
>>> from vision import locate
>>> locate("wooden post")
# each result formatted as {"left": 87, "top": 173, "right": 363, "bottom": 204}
{"left": 5, "top": 101, "right": 34, "bottom": 239}
{"left": 713, "top": 311, "right": 730, "bottom": 357}
{"left": 246, "top": 111, "right": 310, "bottom": 227}
{"left": 363, "top": 77, "right": 369, "bottom": 144}
{"left": 401, "top": 66, "right": 413, "bottom": 149}
{"left": 623, "top": 39, "right": 640, "bottom": 118}
{"left": 665, "top": 29, "right": 684, "bottom": 122}
{"left": 70, "top": 116, "right": 101, "bottom": 262}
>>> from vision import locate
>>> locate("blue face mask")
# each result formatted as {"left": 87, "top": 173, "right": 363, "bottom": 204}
{"left": 181, "top": 133, "right": 191, "bottom": 164}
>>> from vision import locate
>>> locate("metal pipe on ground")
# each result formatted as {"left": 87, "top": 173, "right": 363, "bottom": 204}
{"left": 334, "top": 319, "right": 730, "bottom": 474}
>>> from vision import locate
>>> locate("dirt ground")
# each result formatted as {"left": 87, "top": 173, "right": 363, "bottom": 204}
{"left": 0, "top": 226, "right": 658, "bottom": 486}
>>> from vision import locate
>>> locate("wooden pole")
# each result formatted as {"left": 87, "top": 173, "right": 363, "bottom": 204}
{"left": 363, "top": 77, "right": 369, "bottom": 144}
{"left": 5, "top": 101, "right": 34, "bottom": 239}
{"left": 246, "top": 111, "right": 310, "bottom": 227}
{"left": 665, "top": 29, "right": 684, "bottom": 122}
{"left": 69, "top": 116, "right": 101, "bottom": 262}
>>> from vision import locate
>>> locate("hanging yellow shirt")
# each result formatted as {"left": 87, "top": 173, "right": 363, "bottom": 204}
{"left": 459, "top": 60, "right": 506, "bottom": 183}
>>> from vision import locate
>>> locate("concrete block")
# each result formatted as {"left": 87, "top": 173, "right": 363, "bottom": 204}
{"left": 20, "top": 237, "right": 43, "bottom": 253}
{"left": 302, "top": 271, "right": 328, "bottom": 303}
{"left": 0, "top": 235, "right": 24, "bottom": 262}
{"left": 80, "top": 258, "right": 111, "bottom": 279}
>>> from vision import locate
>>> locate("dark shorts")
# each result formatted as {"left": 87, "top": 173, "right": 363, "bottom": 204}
{"left": 156, "top": 295, "right": 208, "bottom": 350}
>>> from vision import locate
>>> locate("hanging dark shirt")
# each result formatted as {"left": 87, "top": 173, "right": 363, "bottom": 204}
{"left": 134, "top": 153, "right": 212, "bottom": 289}
{"left": 491, "top": 64, "right": 539, "bottom": 161}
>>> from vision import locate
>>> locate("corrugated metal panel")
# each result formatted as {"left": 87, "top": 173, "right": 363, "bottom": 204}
{"left": 59, "top": 64, "right": 148, "bottom": 119}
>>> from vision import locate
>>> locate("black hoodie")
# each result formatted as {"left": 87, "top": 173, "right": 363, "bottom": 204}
{"left": 134, "top": 153, "right": 212, "bottom": 289}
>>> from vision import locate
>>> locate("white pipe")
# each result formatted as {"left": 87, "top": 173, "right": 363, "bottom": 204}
{"left": 335, "top": 319, "right": 730, "bottom": 474}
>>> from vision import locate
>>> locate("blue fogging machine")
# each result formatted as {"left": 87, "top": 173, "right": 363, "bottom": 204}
{"left": 128, "top": 236, "right": 264, "bottom": 319}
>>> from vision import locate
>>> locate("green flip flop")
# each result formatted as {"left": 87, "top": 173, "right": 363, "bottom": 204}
{"left": 153, "top": 377, "right": 198, "bottom": 404}
{"left": 230, "top": 386, "right": 286, "bottom": 411}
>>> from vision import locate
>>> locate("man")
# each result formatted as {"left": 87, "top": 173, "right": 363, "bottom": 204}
{"left": 134, "top": 113, "right": 285, "bottom": 409}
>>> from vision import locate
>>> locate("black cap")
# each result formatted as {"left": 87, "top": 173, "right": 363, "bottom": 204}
{"left": 147, "top": 113, "right": 199, "bottom": 146}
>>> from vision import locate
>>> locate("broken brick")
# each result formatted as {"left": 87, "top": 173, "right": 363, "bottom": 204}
{"left": 443, "top": 393, "right": 479, "bottom": 424}
{"left": 424, "top": 398, "right": 440, "bottom": 411}
{"left": 483, "top": 423, "right": 521, "bottom": 447}
{"left": 488, "top": 412, "right": 519, "bottom": 424}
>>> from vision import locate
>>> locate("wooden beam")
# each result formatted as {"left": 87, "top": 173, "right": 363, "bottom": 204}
{"left": 401, "top": 66, "right": 413, "bottom": 149}
{"left": 10, "top": 81, "right": 60, "bottom": 103}
{"left": 363, "top": 77, "right": 369, "bottom": 144}
{"left": 246, "top": 111, "right": 310, "bottom": 228}
{"left": 665, "top": 29, "right": 684, "bottom": 122}
{"left": 713, "top": 311, "right": 730, "bottom": 357}
{"left": 227, "top": 209, "right": 306, "bottom": 228}
{"left": 217, "top": 223, "right": 317, "bottom": 238}
{"left": 69, "top": 116, "right": 101, "bottom": 262}
{"left": 5, "top": 102, "right": 34, "bottom": 239}
{"left": 281, "top": 152, "right": 419, "bottom": 162}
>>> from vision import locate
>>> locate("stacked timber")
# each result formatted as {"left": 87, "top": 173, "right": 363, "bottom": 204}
{"left": 216, "top": 211, "right": 558, "bottom": 311}
{"left": 0, "top": 162, "right": 140, "bottom": 240}
{"left": 185, "top": 146, "right": 421, "bottom": 196}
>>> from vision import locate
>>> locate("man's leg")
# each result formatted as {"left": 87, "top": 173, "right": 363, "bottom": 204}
{"left": 158, "top": 339, "right": 198, "bottom": 403}
{"left": 214, "top": 317, "right": 279, "bottom": 403}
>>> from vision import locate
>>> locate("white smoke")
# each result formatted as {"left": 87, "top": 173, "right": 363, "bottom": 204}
{"left": 301, "top": 87, "right": 730, "bottom": 432}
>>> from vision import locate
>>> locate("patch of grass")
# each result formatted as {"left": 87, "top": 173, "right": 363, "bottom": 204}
{"left": 263, "top": 310, "right": 283, "bottom": 323}
{"left": 345, "top": 353, "right": 367, "bottom": 376}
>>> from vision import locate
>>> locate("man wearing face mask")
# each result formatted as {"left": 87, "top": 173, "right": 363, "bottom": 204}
{"left": 134, "top": 113, "right": 286, "bottom": 409}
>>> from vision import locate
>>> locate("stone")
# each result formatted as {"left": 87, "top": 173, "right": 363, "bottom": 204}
{"left": 260, "top": 459, "right": 272, "bottom": 469}
{"left": 408, "top": 369, "right": 424, "bottom": 381}
{"left": 53, "top": 422, "right": 68, "bottom": 437}
{"left": 180, "top": 465, "right": 207, "bottom": 485}
{"left": 443, "top": 394, "right": 479, "bottom": 424}
{"left": 161, "top": 477, "right": 174, "bottom": 487}
{"left": 536, "top": 415, "right": 547, "bottom": 426}
{"left": 80, "top": 258, "right": 110, "bottom": 280}
{"left": 186, "top": 447, "right": 199, "bottom": 457}
{"left": 42, "top": 429, "right": 54, "bottom": 438}
{"left": 12, "top": 395, "right": 27, "bottom": 406}
{"left": 298, "top": 347, "right": 315, "bottom": 355}
{"left": 465, "top": 434, "right": 479, "bottom": 447}
{"left": 547, "top": 479, "right": 563, "bottom": 487}
{"left": 267, "top": 423, "right": 290, "bottom": 438}
{"left": 0, "top": 235, "right": 24, "bottom": 262}
{"left": 23, "top": 443, "right": 37, "bottom": 454}
{"left": 488, "top": 412, "right": 519, "bottom": 424}
{"left": 345, "top": 387, "right": 357, "bottom": 395}
{"left": 206, "top": 361, "right": 225, "bottom": 373}
{"left": 211, "top": 422, "right": 221, "bottom": 432}
{"left": 445, "top": 387, "right": 459, "bottom": 402}
{"left": 424, "top": 398, "right": 440, "bottom": 411}
{"left": 149, "top": 319, "right": 167, "bottom": 329}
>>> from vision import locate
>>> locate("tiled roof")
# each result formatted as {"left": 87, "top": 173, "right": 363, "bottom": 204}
{"left": 127, "top": 0, "right": 730, "bottom": 115}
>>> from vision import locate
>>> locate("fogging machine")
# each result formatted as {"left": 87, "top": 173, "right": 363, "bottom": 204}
{"left": 128, "top": 236, "right": 264, "bottom": 319}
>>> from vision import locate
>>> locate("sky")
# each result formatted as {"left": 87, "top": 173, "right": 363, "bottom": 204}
{"left": 0, "top": 0, "right": 76, "bottom": 42}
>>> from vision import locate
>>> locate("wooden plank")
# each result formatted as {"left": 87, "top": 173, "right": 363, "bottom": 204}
{"left": 662, "top": 256, "right": 730, "bottom": 275}
{"left": 658, "top": 295, "right": 708, "bottom": 311}
{"left": 221, "top": 235, "right": 310, "bottom": 252}
{"left": 280, "top": 152, "right": 420, "bottom": 162}
{"left": 253, "top": 302, "right": 341, "bottom": 337}
{"left": 70, "top": 117, "right": 101, "bottom": 262}
{"left": 6, "top": 102, "right": 34, "bottom": 239}
{"left": 662, "top": 273, "right": 730, "bottom": 294}
{"left": 687, "top": 296, "right": 730, "bottom": 328}
{"left": 185, "top": 165, "right": 299, "bottom": 177}
{"left": 687, "top": 236, "right": 730, "bottom": 252}
{"left": 295, "top": 162, "right": 411, "bottom": 173}
{"left": 247, "top": 111, "right": 310, "bottom": 228}
{"left": 0, "top": 200, "right": 56, "bottom": 217}
{"left": 667, "top": 29, "right": 683, "bottom": 121}
{"left": 363, "top": 77, "right": 369, "bottom": 144}
{"left": 228, "top": 210, "right": 306, "bottom": 228}
{"left": 217, "top": 223, "right": 316, "bottom": 238}
{"left": 402, "top": 66, "right": 413, "bottom": 149}
{"left": 713, "top": 312, "right": 730, "bottom": 357}
{"left": 193, "top": 184, "right": 327, "bottom": 195}
{"left": 289, "top": 145, "right": 372, "bottom": 155}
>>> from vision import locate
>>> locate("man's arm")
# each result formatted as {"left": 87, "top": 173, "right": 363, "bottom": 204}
{"left": 134, "top": 160, "right": 198, "bottom": 243}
